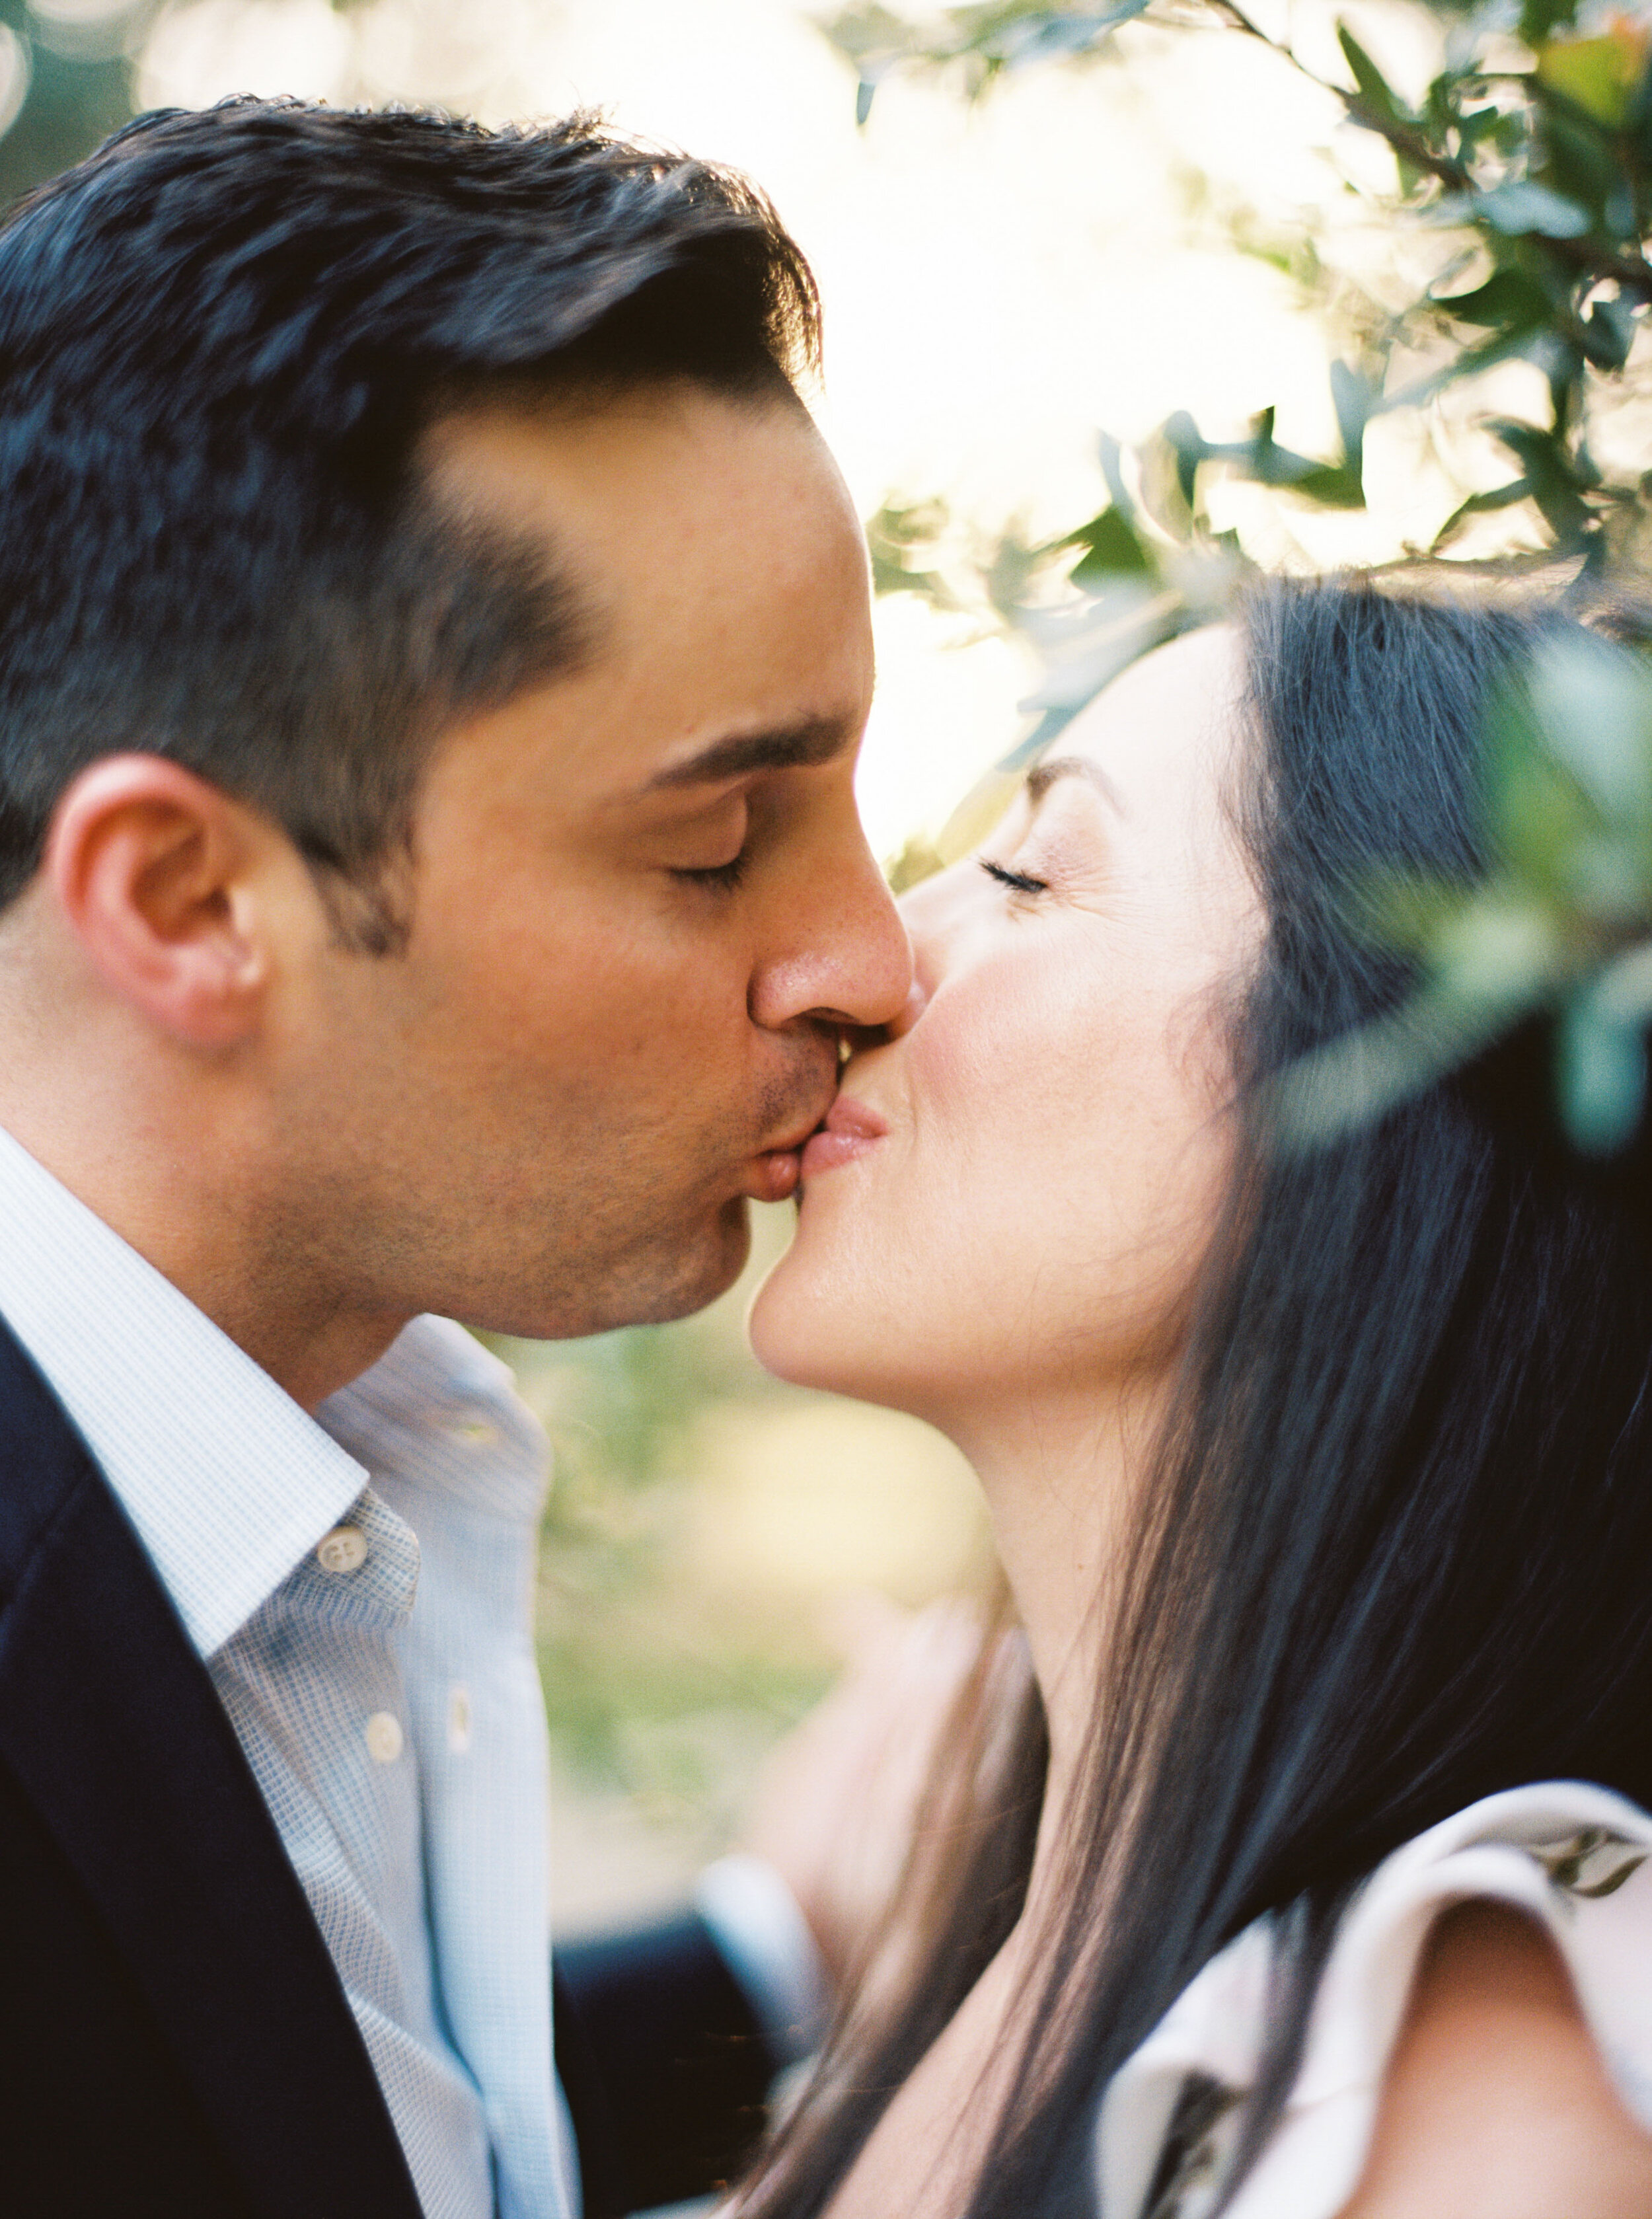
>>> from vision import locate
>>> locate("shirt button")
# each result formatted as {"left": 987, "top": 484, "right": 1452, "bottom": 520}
{"left": 315, "top": 1526, "right": 368, "bottom": 1575}
{"left": 442, "top": 1415, "right": 498, "bottom": 1447}
{"left": 365, "top": 1711, "right": 404, "bottom": 1765}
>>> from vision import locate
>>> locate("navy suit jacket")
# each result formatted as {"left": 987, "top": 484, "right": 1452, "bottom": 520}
{"left": 0, "top": 1314, "right": 774, "bottom": 2218}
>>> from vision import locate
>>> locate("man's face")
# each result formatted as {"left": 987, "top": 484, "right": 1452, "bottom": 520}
{"left": 280, "top": 385, "right": 911, "bottom": 1340}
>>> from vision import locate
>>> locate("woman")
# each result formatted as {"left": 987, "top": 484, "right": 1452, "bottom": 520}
{"left": 739, "top": 580, "right": 1652, "bottom": 2217}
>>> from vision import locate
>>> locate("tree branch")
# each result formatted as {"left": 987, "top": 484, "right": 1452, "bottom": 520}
{"left": 1200, "top": 0, "right": 1652, "bottom": 296}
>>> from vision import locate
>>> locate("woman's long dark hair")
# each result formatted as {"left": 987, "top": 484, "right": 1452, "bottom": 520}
{"left": 735, "top": 577, "right": 1652, "bottom": 2219}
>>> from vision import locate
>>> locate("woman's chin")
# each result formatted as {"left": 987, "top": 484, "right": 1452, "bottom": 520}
{"left": 745, "top": 1241, "right": 833, "bottom": 1386}
{"left": 746, "top": 1235, "right": 898, "bottom": 1404}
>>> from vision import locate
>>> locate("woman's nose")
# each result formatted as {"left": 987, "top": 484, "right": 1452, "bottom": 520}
{"left": 895, "top": 855, "right": 977, "bottom": 1000}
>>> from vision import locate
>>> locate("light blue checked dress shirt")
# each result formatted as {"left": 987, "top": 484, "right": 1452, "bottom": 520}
{"left": 0, "top": 1119, "right": 575, "bottom": 2219}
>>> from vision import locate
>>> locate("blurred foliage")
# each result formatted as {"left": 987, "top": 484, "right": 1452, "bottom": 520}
{"left": 0, "top": 0, "right": 394, "bottom": 213}
{"left": 504, "top": 1205, "right": 986, "bottom": 1852}
{"left": 0, "top": 1, "right": 152, "bottom": 209}
{"left": 837, "top": 0, "right": 1652, "bottom": 1147}
{"left": 504, "top": 1291, "right": 837, "bottom": 1811}
{"left": 1273, "top": 626, "right": 1652, "bottom": 1154}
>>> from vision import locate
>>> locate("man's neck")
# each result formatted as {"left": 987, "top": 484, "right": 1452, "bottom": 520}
{"left": 0, "top": 1088, "right": 409, "bottom": 1411}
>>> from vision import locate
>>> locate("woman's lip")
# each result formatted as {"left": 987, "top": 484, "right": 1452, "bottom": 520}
{"left": 800, "top": 1096, "right": 888, "bottom": 1178}
{"left": 823, "top": 1096, "right": 889, "bottom": 1141}
{"left": 744, "top": 1085, "right": 848, "bottom": 1202}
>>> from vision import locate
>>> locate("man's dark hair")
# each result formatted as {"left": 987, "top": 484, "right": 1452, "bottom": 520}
{"left": 0, "top": 100, "right": 821, "bottom": 945}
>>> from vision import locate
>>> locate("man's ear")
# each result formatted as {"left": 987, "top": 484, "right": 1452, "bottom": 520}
{"left": 45, "top": 755, "right": 282, "bottom": 1048}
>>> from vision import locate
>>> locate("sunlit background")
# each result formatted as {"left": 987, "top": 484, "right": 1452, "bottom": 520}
{"left": 69, "top": 0, "right": 1491, "bottom": 858}
{"left": 0, "top": 0, "right": 1539, "bottom": 1923}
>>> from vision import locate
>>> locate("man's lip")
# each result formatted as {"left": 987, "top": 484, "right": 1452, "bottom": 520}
{"left": 743, "top": 1092, "right": 843, "bottom": 1203}
{"left": 746, "top": 1144, "right": 807, "bottom": 1203}
{"left": 800, "top": 1094, "right": 888, "bottom": 1179}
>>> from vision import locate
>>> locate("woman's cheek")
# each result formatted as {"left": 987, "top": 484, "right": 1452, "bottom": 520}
{"left": 899, "top": 964, "right": 1108, "bottom": 1291}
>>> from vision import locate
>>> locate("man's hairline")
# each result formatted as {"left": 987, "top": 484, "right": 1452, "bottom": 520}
{"left": 416, "top": 359, "right": 815, "bottom": 451}
{"left": 408, "top": 359, "right": 824, "bottom": 684}
{"left": 407, "top": 366, "right": 858, "bottom": 797}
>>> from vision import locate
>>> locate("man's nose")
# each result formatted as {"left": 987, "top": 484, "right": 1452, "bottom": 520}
{"left": 846, "top": 973, "right": 928, "bottom": 1049}
{"left": 750, "top": 829, "right": 913, "bottom": 1034}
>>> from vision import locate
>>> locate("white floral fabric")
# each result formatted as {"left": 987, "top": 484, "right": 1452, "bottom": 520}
{"left": 1097, "top": 1781, "right": 1652, "bottom": 2219}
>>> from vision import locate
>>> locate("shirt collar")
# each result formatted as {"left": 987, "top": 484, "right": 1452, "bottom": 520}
{"left": 0, "top": 1120, "right": 369, "bottom": 1658}
{"left": 317, "top": 1311, "right": 550, "bottom": 1527}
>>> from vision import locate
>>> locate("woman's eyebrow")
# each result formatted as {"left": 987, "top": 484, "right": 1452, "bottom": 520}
{"left": 1026, "top": 755, "right": 1127, "bottom": 813}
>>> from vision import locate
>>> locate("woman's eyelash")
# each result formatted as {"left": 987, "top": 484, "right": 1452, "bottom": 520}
{"left": 980, "top": 856, "right": 1049, "bottom": 897}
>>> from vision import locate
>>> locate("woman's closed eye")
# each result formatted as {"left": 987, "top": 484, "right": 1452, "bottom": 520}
{"left": 979, "top": 856, "right": 1049, "bottom": 898}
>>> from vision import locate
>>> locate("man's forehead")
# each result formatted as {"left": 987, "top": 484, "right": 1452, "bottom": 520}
{"left": 417, "top": 389, "right": 873, "bottom": 807}
{"left": 419, "top": 382, "right": 841, "bottom": 541}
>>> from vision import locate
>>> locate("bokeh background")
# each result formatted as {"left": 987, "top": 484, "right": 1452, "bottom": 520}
{"left": 0, "top": 0, "right": 1606, "bottom": 1925}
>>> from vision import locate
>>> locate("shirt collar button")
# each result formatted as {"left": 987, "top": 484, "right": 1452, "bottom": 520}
{"left": 316, "top": 1526, "right": 369, "bottom": 1575}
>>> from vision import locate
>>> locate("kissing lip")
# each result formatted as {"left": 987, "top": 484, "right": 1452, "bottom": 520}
{"left": 800, "top": 1094, "right": 888, "bottom": 1180}
{"left": 744, "top": 1087, "right": 843, "bottom": 1205}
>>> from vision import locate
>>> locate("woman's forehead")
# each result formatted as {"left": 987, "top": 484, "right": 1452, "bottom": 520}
{"left": 1065, "top": 622, "right": 1242, "bottom": 815}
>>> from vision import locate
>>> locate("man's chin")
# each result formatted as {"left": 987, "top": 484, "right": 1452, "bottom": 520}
{"left": 621, "top": 1195, "right": 753, "bottom": 1326}
{"left": 473, "top": 1196, "right": 753, "bottom": 1343}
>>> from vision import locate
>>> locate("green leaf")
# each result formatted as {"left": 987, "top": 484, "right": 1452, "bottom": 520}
{"left": 815, "top": 3, "right": 917, "bottom": 70}
{"left": 1521, "top": 0, "right": 1583, "bottom": 41}
{"left": 1536, "top": 33, "right": 1645, "bottom": 128}
{"left": 1283, "top": 463, "right": 1367, "bottom": 509}
{"left": 1631, "top": 50, "right": 1652, "bottom": 156}
{"left": 1580, "top": 291, "right": 1637, "bottom": 371}
{"left": 1337, "top": 22, "right": 1407, "bottom": 127}
{"left": 1474, "top": 179, "right": 1593, "bottom": 238}
{"left": 1432, "top": 267, "right": 1555, "bottom": 335}
{"left": 1538, "top": 108, "right": 1620, "bottom": 211}
{"left": 864, "top": 494, "right": 961, "bottom": 608}
{"left": 1431, "top": 480, "right": 1534, "bottom": 552}
{"left": 1527, "top": 631, "right": 1652, "bottom": 823}
{"left": 1330, "top": 358, "right": 1372, "bottom": 475}
{"left": 1065, "top": 504, "right": 1152, "bottom": 584}
{"left": 991, "top": 1, "right": 1151, "bottom": 67}
{"left": 1483, "top": 420, "right": 1598, "bottom": 545}
{"left": 1097, "top": 430, "right": 1135, "bottom": 519}
{"left": 1160, "top": 410, "right": 1207, "bottom": 513}
{"left": 1558, "top": 996, "right": 1647, "bottom": 1154}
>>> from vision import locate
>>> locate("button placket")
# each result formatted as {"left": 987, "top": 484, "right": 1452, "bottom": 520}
{"left": 439, "top": 1413, "right": 500, "bottom": 1447}
{"left": 365, "top": 1711, "right": 404, "bottom": 1765}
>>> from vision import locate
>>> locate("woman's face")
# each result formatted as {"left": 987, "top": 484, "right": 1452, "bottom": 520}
{"left": 749, "top": 624, "right": 1265, "bottom": 1429}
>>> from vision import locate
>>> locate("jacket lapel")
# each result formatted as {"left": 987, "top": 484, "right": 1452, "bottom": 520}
{"left": 0, "top": 1318, "right": 424, "bottom": 2219}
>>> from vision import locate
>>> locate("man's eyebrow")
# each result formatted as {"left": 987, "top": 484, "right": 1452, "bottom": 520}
{"left": 642, "top": 717, "right": 854, "bottom": 793}
{"left": 1026, "top": 755, "right": 1126, "bottom": 813}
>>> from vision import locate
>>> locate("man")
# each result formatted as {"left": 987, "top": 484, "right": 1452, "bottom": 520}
{"left": 0, "top": 100, "right": 913, "bottom": 2216}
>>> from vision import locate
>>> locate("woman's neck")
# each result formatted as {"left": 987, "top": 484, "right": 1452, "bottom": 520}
{"left": 948, "top": 1369, "right": 1174, "bottom": 1848}
{"left": 793, "top": 1373, "right": 1179, "bottom": 2219}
